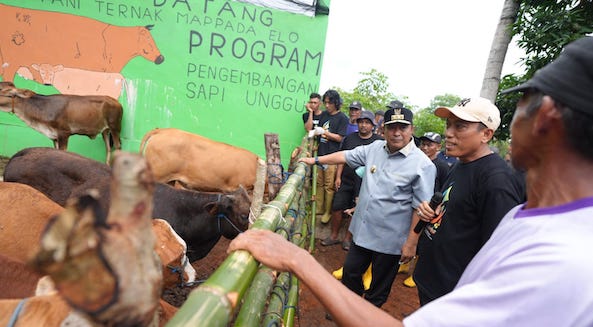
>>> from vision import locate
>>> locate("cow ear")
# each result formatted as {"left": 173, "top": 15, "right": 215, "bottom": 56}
{"left": 204, "top": 202, "right": 218, "bottom": 215}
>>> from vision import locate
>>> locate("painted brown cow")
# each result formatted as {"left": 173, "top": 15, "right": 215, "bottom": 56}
{"left": 0, "top": 4, "right": 164, "bottom": 83}
{"left": 140, "top": 128, "right": 263, "bottom": 193}
{"left": 4, "top": 147, "right": 251, "bottom": 262}
{"left": 0, "top": 84, "right": 122, "bottom": 163}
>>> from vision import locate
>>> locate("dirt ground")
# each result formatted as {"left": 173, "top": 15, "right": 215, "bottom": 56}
{"left": 182, "top": 234, "right": 420, "bottom": 326}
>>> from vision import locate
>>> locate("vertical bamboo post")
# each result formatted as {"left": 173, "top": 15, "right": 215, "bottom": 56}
{"left": 265, "top": 133, "right": 282, "bottom": 200}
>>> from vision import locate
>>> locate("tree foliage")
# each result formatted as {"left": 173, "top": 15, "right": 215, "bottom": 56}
{"left": 513, "top": 0, "right": 593, "bottom": 77}
{"left": 330, "top": 69, "right": 412, "bottom": 114}
{"left": 495, "top": 0, "right": 593, "bottom": 141}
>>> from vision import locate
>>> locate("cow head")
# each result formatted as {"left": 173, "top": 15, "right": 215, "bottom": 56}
{"left": 139, "top": 25, "right": 164, "bottom": 65}
{"left": 205, "top": 185, "right": 251, "bottom": 239}
{"left": 30, "top": 192, "right": 118, "bottom": 314}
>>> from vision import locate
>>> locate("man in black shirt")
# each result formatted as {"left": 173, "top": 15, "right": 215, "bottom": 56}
{"left": 302, "top": 92, "right": 323, "bottom": 132}
{"left": 414, "top": 97, "right": 525, "bottom": 305}
{"left": 419, "top": 132, "right": 450, "bottom": 192}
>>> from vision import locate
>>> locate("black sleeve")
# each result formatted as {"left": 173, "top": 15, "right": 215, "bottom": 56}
{"left": 477, "top": 170, "right": 523, "bottom": 245}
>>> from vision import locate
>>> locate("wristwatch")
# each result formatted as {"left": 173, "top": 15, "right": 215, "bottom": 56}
{"left": 314, "top": 157, "right": 319, "bottom": 165}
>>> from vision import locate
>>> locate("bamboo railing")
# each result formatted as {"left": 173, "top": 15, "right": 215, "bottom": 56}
{"left": 166, "top": 136, "right": 314, "bottom": 327}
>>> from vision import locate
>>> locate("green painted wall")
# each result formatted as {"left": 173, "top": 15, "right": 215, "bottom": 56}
{"left": 0, "top": 0, "right": 330, "bottom": 166}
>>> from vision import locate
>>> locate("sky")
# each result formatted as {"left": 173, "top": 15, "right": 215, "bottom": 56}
{"left": 318, "top": 1, "right": 526, "bottom": 109}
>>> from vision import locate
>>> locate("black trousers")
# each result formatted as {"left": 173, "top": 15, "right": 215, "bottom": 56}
{"left": 342, "top": 242, "right": 401, "bottom": 307}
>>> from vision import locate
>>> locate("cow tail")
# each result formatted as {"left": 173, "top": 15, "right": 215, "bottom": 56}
{"left": 139, "top": 129, "right": 159, "bottom": 156}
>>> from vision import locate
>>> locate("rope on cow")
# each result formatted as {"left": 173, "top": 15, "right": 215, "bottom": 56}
{"left": 167, "top": 255, "right": 198, "bottom": 287}
{"left": 216, "top": 213, "right": 244, "bottom": 235}
{"left": 7, "top": 298, "right": 27, "bottom": 327}
{"left": 262, "top": 204, "right": 286, "bottom": 224}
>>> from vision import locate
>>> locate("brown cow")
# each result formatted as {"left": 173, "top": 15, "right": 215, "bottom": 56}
{"left": 0, "top": 296, "right": 177, "bottom": 327}
{"left": 140, "top": 128, "right": 262, "bottom": 193}
{"left": 5, "top": 147, "right": 252, "bottom": 262}
{"left": 0, "top": 182, "right": 64, "bottom": 261}
{"left": 0, "top": 182, "right": 195, "bottom": 292}
{"left": 0, "top": 254, "right": 43, "bottom": 300}
{"left": 26, "top": 152, "right": 162, "bottom": 326}
{"left": 0, "top": 4, "right": 164, "bottom": 83}
{"left": 0, "top": 84, "right": 122, "bottom": 163}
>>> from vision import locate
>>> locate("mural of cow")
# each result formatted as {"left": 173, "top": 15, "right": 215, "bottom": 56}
{"left": 0, "top": 3, "right": 164, "bottom": 84}
{"left": 31, "top": 64, "right": 128, "bottom": 99}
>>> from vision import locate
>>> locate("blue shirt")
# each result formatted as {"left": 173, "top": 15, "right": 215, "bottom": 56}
{"left": 344, "top": 140, "right": 436, "bottom": 255}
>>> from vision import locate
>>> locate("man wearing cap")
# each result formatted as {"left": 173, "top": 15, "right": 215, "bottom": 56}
{"left": 346, "top": 101, "right": 363, "bottom": 135}
{"left": 419, "top": 132, "right": 450, "bottom": 192}
{"left": 401, "top": 131, "right": 451, "bottom": 289}
{"left": 320, "top": 110, "right": 382, "bottom": 250}
{"left": 413, "top": 97, "right": 525, "bottom": 305}
{"left": 315, "top": 90, "right": 349, "bottom": 224}
{"left": 299, "top": 105, "right": 436, "bottom": 308}
{"left": 228, "top": 36, "right": 593, "bottom": 326}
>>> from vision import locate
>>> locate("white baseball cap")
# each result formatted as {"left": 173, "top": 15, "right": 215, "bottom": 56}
{"left": 434, "top": 97, "right": 501, "bottom": 131}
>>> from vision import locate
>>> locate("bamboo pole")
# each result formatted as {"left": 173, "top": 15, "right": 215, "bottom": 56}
{"left": 166, "top": 137, "right": 310, "bottom": 327}
{"left": 308, "top": 137, "right": 318, "bottom": 252}
{"left": 233, "top": 191, "right": 302, "bottom": 327}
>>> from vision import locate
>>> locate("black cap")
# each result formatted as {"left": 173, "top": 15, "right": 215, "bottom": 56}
{"left": 501, "top": 36, "right": 593, "bottom": 117}
{"left": 386, "top": 100, "right": 404, "bottom": 109}
{"left": 419, "top": 132, "right": 442, "bottom": 144}
{"left": 356, "top": 110, "right": 376, "bottom": 126}
{"left": 375, "top": 110, "right": 384, "bottom": 116}
{"left": 384, "top": 107, "right": 413, "bottom": 125}
{"left": 349, "top": 101, "right": 362, "bottom": 110}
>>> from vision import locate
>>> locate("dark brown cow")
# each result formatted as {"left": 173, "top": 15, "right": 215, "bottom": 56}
{"left": 4, "top": 147, "right": 251, "bottom": 262}
{"left": 0, "top": 85, "right": 122, "bottom": 163}
{"left": 140, "top": 128, "right": 263, "bottom": 193}
{"left": 0, "top": 4, "right": 164, "bottom": 83}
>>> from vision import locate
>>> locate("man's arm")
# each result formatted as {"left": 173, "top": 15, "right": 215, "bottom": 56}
{"left": 304, "top": 108, "right": 314, "bottom": 131}
{"left": 299, "top": 151, "right": 347, "bottom": 166}
{"left": 228, "top": 230, "right": 403, "bottom": 327}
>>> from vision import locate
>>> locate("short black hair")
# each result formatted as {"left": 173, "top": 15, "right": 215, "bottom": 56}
{"left": 309, "top": 93, "right": 321, "bottom": 100}
{"left": 322, "top": 90, "right": 342, "bottom": 110}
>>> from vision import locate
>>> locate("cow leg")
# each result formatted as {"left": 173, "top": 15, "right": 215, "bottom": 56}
{"left": 56, "top": 135, "right": 69, "bottom": 151}
{"left": 102, "top": 130, "right": 112, "bottom": 164}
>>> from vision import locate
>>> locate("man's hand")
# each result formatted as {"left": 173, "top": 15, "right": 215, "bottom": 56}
{"left": 227, "top": 229, "right": 301, "bottom": 272}
{"left": 400, "top": 239, "right": 417, "bottom": 264}
{"left": 313, "top": 126, "right": 325, "bottom": 136}
{"left": 298, "top": 157, "right": 315, "bottom": 165}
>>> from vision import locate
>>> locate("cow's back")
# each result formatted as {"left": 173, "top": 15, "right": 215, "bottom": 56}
{"left": 0, "top": 182, "right": 64, "bottom": 261}
{"left": 141, "top": 128, "right": 260, "bottom": 193}
{"left": 3, "top": 147, "right": 111, "bottom": 210}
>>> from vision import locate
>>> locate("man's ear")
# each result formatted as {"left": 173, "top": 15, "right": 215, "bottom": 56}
{"left": 481, "top": 128, "right": 494, "bottom": 144}
{"left": 533, "top": 96, "right": 562, "bottom": 136}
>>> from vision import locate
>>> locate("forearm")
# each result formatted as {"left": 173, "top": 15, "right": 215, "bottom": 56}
{"left": 318, "top": 151, "right": 347, "bottom": 165}
{"left": 290, "top": 249, "right": 402, "bottom": 327}
{"left": 304, "top": 114, "right": 314, "bottom": 131}
{"left": 323, "top": 131, "right": 343, "bottom": 143}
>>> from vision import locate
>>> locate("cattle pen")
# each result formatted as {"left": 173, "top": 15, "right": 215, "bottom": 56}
{"left": 167, "top": 136, "right": 315, "bottom": 326}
